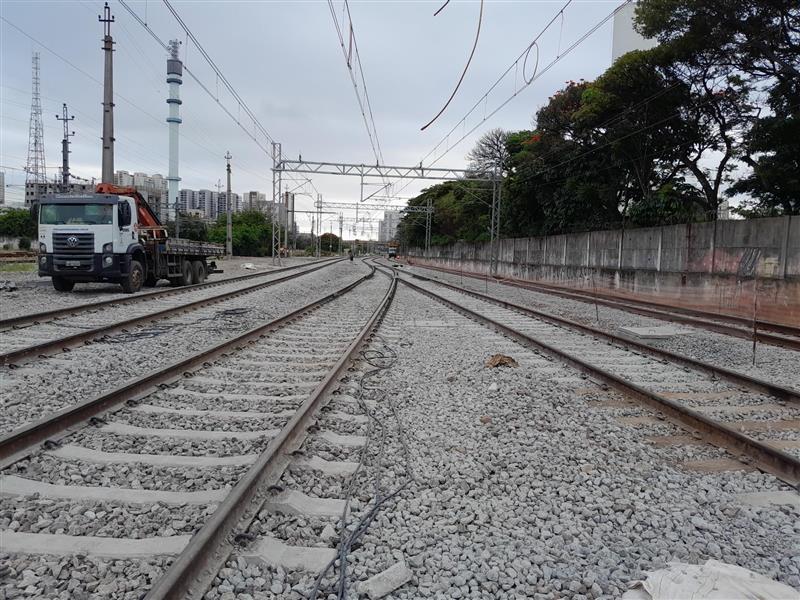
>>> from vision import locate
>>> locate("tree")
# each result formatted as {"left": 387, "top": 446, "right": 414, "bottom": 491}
{"left": 636, "top": 0, "right": 798, "bottom": 215}
{"left": 166, "top": 213, "right": 208, "bottom": 241}
{"left": 635, "top": 0, "right": 799, "bottom": 89}
{"left": 208, "top": 210, "right": 273, "bottom": 256}
{"left": 397, "top": 181, "right": 492, "bottom": 248}
{"left": 0, "top": 209, "right": 36, "bottom": 239}
{"left": 467, "top": 128, "right": 511, "bottom": 176}
{"left": 730, "top": 72, "right": 800, "bottom": 216}
{"left": 319, "top": 232, "right": 340, "bottom": 254}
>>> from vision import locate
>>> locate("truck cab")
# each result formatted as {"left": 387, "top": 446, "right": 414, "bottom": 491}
{"left": 38, "top": 193, "right": 142, "bottom": 292}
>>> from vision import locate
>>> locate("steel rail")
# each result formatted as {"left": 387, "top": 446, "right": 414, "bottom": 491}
{"left": 391, "top": 269, "right": 800, "bottom": 486}
{"left": 395, "top": 266, "right": 800, "bottom": 403}
{"left": 0, "top": 258, "right": 344, "bottom": 367}
{"left": 403, "top": 261, "right": 800, "bottom": 351}
{"left": 524, "top": 278, "right": 799, "bottom": 337}
{"left": 0, "top": 263, "right": 376, "bottom": 469}
{"left": 0, "top": 257, "right": 341, "bottom": 330}
{"left": 145, "top": 265, "right": 397, "bottom": 600}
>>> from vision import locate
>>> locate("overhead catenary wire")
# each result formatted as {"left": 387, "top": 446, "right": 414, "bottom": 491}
{"left": 161, "top": 0, "right": 277, "bottom": 153}
{"left": 117, "top": 0, "right": 316, "bottom": 193}
{"left": 327, "top": 0, "right": 385, "bottom": 167}
{"left": 327, "top": 0, "right": 392, "bottom": 200}
{"left": 118, "top": 0, "right": 273, "bottom": 159}
{"left": 420, "top": 0, "right": 484, "bottom": 131}
{"left": 394, "top": 0, "right": 627, "bottom": 199}
{"left": 419, "top": 0, "right": 578, "bottom": 164}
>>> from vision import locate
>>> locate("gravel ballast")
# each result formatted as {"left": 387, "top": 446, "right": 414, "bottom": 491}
{"left": 0, "top": 256, "right": 318, "bottom": 321}
{"left": 0, "top": 267, "right": 393, "bottom": 599}
{"left": 402, "top": 262, "right": 800, "bottom": 391}
{"left": 207, "top": 281, "right": 799, "bottom": 599}
{"left": 0, "top": 260, "right": 368, "bottom": 433}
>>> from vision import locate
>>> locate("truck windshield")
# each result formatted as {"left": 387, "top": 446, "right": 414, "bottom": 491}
{"left": 40, "top": 204, "right": 114, "bottom": 225}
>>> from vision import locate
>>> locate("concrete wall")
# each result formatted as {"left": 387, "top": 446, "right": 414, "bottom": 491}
{"left": 408, "top": 216, "right": 799, "bottom": 325}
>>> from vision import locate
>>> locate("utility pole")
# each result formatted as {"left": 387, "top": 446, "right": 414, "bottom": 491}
{"left": 225, "top": 151, "right": 232, "bottom": 256}
{"left": 425, "top": 196, "right": 432, "bottom": 254}
{"left": 271, "top": 142, "right": 282, "bottom": 264}
{"left": 99, "top": 2, "right": 115, "bottom": 184}
{"left": 316, "top": 193, "right": 322, "bottom": 258}
{"left": 338, "top": 212, "right": 343, "bottom": 255}
{"left": 55, "top": 103, "right": 75, "bottom": 191}
{"left": 283, "top": 191, "right": 290, "bottom": 251}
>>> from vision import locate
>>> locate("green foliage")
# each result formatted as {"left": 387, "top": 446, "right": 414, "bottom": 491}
{"left": 167, "top": 213, "right": 208, "bottom": 241}
{"left": 208, "top": 210, "right": 274, "bottom": 256}
{"left": 399, "top": 1, "right": 798, "bottom": 243}
{"left": 17, "top": 237, "right": 32, "bottom": 250}
{"left": 0, "top": 209, "right": 36, "bottom": 239}
{"left": 319, "top": 232, "right": 340, "bottom": 254}
{"left": 398, "top": 181, "right": 492, "bottom": 248}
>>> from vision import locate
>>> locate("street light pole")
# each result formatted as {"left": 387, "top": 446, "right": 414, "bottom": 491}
{"left": 225, "top": 151, "right": 232, "bottom": 256}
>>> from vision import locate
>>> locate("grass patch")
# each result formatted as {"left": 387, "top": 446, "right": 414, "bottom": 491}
{"left": 0, "top": 262, "right": 36, "bottom": 273}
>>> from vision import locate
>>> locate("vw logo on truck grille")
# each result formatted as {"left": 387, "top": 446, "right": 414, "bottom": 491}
{"left": 66, "top": 236, "right": 80, "bottom": 248}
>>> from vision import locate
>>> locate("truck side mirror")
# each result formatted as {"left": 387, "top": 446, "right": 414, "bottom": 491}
{"left": 118, "top": 202, "right": 132, "bottom": 228}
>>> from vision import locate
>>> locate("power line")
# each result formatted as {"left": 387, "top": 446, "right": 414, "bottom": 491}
{"left": 394, "top": 0, "right": 606, "bottom": 197}
{"left": 161, "top": 0, "right": 277, "bottom": 152}
{"left": 116, "top": 0, "right": 310, "bottom": 192}
{"left": 420, "top": 0, "right": 484, "bottom": 131}
{"left": 425, "top": 0, "right": 624, "bottom": 170}
{"left": 0, "top": 15, "right": 166, "bottom": 129}
{"left": 327, "top": 0, "right": 386, "bottom": 169}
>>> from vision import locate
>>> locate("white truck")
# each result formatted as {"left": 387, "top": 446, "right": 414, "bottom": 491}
{"left": 37, "top": 184, "right": 224, "bottom": 293}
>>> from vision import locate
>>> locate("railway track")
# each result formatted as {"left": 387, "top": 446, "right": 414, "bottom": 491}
{"left": 0, "top": 256, "right": 340, "bottom": 330}
{"left": 404, "top": 261, "right": 800, "bottom": 351}
{"left": 0, "top": 261, "right": 395, "bottom": 599}
{"left": 0, "top": 258, "right": 342, "bottom": 366}
{"left": 381, "top": 263, "right": 800, "bottom": 485}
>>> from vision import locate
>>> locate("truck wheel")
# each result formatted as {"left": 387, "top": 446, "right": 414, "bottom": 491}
{"left": 176, "top": 260, "right": 194, "bottom": 286}
{"left": 192, "top": 261, "right": 206, "bottom": 284}
{"left": 52, "top": 276, "right": 74, "bottom": 292}
{"left": 121, "top": 260, "right": 144, "bottom": 294}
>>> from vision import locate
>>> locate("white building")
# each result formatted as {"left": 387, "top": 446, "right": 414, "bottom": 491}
{"left": 197, "top": 189, "right": 218, "bottom": 220}
{"left": 179, "top": 189, "right": 197, "bottom": 213}
{"left": 115, "top": 170, "right": 169, "bottom": 220}
{"left": 217, "top": 192, "right": 241, "bottom": 217}
{"left": 25, "top": 181, "right": 94, "bottom": 205}
{"left": 114, "top": 170, "right": 134, "bottom": 187}
{"left": 611, "top": 2, "right": 657, "bottom": 62}
{"left": 245, "top": 191, "right": 267, "bottom": 211}
{"left": 378, "top": 210, "right": 402, "bottom": 242}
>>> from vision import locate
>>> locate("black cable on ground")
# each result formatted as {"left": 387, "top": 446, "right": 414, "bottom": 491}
{"left": 308, "top": 333, "right": 416, "bottom": 600}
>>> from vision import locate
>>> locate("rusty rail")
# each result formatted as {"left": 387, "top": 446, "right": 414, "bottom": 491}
{"left": 0, "top": 262, "right": 375, "bottom": 469}
{"left": 0, "top": 257, "right": 341, "bottom": 330}
{"left": 392, "top": 268, "right": 800, "bottom": 486}
{"left": 0, "top": 259, "right": 342, "bottom": 366}
{"left": 144, "top": 265, "right": 396, "bottom": 599}
{"left": 404, "top": 261, "right": 800, "bottom": 351}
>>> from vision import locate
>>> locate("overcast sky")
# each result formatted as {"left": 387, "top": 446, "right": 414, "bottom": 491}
{"left": 1, "top": 0, "right": 623, "bottom": 235}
